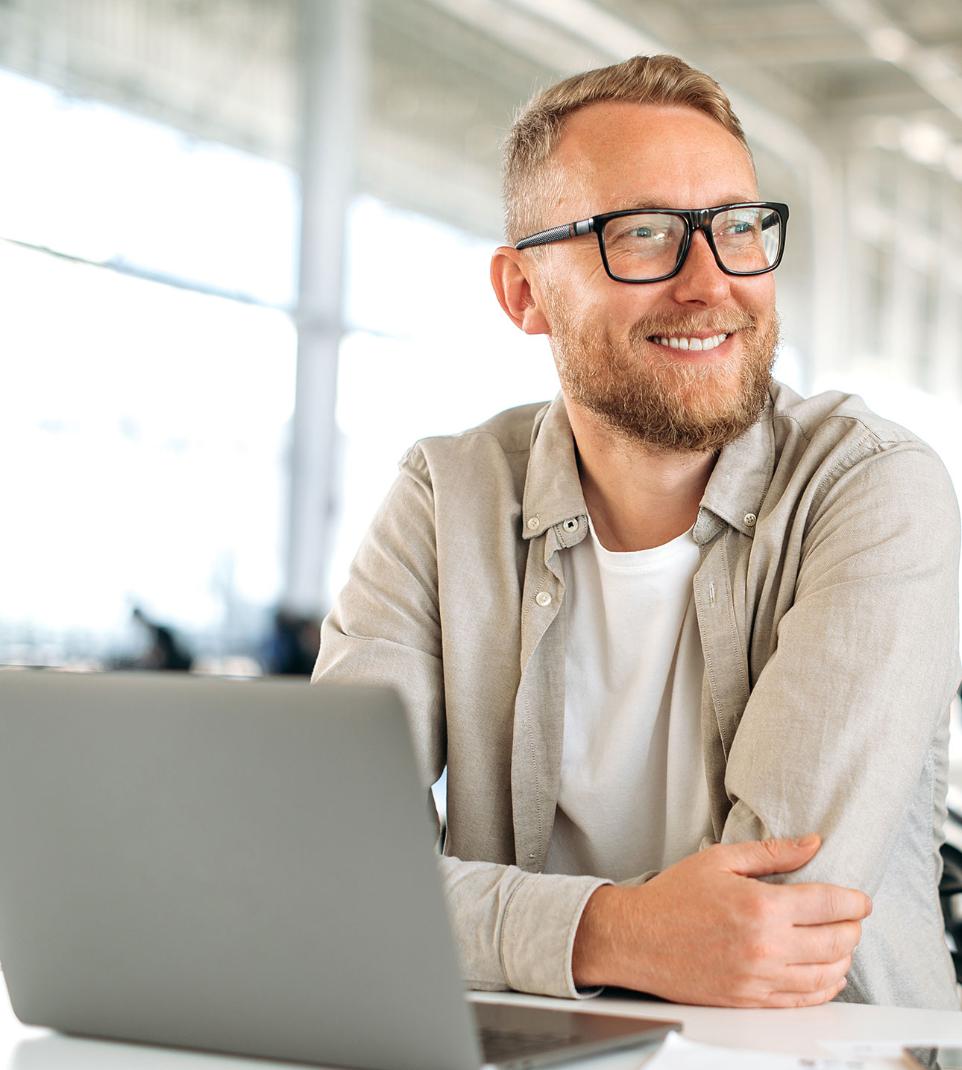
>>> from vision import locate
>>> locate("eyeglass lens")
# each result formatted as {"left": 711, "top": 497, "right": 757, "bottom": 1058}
{"left": 601, "top": 206, "right": 782, "bottom": 281}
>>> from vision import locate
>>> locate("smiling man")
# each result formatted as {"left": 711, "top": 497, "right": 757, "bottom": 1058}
{"left": 313, "top": 56, "right": 961, "bottom": 1010}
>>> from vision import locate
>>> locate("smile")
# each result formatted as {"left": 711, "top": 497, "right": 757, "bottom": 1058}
{"left": 650, "top": 333, "right": 730, "bottom": 352}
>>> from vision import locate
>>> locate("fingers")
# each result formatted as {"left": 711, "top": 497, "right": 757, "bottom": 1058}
{"left": 787, "top": 920, "right": 861, "bottom": 964}
{"left": 773, "top": 881, "right": 872, "bottom": 925}
{"left": 763, "top": 977, "right": 847, "bottom": 1009}
{"left": 718, "top": 835, "right": 821, "bottom": 878}
{"left": 779, "top": 956, "right": 851, "bottom": 994}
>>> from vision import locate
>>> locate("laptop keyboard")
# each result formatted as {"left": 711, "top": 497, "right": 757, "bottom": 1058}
{"left": 479, "top": 1026, "right": 579, "bottom": 1062}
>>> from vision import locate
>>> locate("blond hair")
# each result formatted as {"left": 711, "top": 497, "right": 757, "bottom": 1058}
{"left": 503, "top": 54, "right": 752, "bottom": 244}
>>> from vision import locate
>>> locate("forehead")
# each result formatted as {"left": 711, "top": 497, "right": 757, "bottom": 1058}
{"left": 548, "top": 101, "right": 758, "bottom": 217}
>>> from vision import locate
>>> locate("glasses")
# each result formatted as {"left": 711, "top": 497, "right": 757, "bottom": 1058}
{"left": 515, "top": 202, "right": 789, "bottom": 284}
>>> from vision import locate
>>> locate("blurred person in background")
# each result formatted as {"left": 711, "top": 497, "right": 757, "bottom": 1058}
{"left": 314, "top": 55, "right": 960, "bottom": 1011}
{"left": 129, "top": 605, "right": 193, "bottom": 671}
{"left": 261, "top": 607, "right": 321, "bottom": 676}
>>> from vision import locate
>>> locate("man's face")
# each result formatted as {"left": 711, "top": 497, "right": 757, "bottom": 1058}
{"left": 531, "top": 102, "right": 779, "bottom": 453}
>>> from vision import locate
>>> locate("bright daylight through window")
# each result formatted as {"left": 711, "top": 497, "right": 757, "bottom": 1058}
{"left": 0, "top": 68, "right": 297, "bottom": 668}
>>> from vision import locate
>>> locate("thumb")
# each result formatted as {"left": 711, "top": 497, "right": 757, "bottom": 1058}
{"left": 717, "top": 834, "right": 821, "bottom": 878}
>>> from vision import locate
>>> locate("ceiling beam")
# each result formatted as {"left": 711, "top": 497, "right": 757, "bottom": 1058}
{"left": 817, "top": 0, "right": 962, "bottom": 123}
{"left": 701, "top": 38, "right": 871, "bottom": 65}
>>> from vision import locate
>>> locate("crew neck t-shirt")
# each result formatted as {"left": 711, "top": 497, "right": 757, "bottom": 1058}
{"left": 545, "top": 518, "right": 713, "bottom": 881}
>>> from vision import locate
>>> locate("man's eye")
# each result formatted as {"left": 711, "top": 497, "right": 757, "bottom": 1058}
{"left": 626, "top": 226, "right": 670, "bottom": 241}
{"left": 717, "top": 217, "right": 762, "bottom": 241}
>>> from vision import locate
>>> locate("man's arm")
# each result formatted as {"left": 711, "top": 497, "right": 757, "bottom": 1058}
{"left": 314, "top": 450, "right": 607, "bottom": 998}
{"left": 720, "top": 442, "right": 961, "bottom": 895}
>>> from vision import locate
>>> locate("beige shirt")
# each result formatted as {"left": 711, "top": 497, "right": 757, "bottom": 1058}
{"left": 313, "top": 382, "right": 962, "bottom": 1010}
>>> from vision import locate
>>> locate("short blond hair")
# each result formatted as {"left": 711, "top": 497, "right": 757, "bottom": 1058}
{"left": 503, "top": 54, "right": 752, "bottom": 244}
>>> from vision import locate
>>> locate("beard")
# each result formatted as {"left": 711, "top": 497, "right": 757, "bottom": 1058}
{"left": 549, "top": 300, "right": 779, "bottom": 454}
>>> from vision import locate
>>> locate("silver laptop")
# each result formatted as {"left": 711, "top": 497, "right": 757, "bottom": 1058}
{"left": 0, "top": 670, "right": 679, "bottom": 1070}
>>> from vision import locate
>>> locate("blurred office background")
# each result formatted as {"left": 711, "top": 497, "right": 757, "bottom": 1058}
{"left": 1, "top": 0, "right": 961, "bottom": 673}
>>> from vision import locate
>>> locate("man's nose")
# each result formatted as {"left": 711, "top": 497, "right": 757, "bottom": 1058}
{"left": 667, "top": 230, "right": 731, "bottom": 307}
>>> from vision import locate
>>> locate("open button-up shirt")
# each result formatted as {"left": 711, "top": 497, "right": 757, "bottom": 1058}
{"left": 313, "top": 382, "right": 961, "bottom": 1009}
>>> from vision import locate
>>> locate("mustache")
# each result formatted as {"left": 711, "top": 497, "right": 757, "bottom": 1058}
{"left": 630, "top": 312, "right": 756, "bottom": 342}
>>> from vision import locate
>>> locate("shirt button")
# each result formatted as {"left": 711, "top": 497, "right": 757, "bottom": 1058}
{"left": 744, "top": 512, "right": 757, "bottom": 527}
{"left": 535, "top": 591, "right": 552, "bottom": 607}
{"left": 562, "top": 518, "right": 579, "bottom": 533}
{"left": 527, "top": 516, "right": 541, "bottom": 530}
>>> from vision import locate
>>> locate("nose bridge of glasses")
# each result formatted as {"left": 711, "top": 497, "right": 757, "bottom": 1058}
{"left": 680, "top": 218, "right": 731, "bottom": 283}
{"left": 690, "top": 209, "right": 720, "bottom": 254}
{"left": 687, "top": 215, "right": 717, "bottom": 258}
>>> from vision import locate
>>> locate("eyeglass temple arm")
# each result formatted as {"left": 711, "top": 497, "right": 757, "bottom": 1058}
{"left": 515, "top": 218, "right": 595, "bottom": 250}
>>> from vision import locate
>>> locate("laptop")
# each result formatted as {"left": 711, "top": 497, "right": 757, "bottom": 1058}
{"left": 0, "top": 670, "right": 679, "bottom": 1070}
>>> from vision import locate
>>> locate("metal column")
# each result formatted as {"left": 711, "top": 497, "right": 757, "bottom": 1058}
{"left": 283, "top": 0, "right": 364, "bottom": 616}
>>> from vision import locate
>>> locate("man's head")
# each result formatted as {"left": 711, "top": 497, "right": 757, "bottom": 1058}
{"left": 491, "top": 55, "right": 781, "bottom": 454}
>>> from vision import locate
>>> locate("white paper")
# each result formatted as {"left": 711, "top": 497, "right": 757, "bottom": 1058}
{"left": 641, "top": 1032, "right": 868, "bottom": 1070}
{"left": 821, "top": 1041, "right": 915, "bottom": 1058}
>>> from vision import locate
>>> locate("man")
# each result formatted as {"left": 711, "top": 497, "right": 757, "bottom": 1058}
{"left": 313, "top": 55, "right": 961, "bottom": 1010}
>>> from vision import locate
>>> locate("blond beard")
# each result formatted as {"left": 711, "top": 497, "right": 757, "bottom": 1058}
{"left": 549, "top": 302, "right": 779, "bottom": 454}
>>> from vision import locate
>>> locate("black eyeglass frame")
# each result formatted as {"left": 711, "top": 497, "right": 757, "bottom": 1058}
{"left": 515, "top": 201, "right": 790, "bottom": 284}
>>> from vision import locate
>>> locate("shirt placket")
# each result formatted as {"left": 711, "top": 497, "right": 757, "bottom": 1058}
{"left": 511, "top": 525, "right": 567, "bottom": 872}
{"left": 692, "top": 525, "right": 752, "bottom": 838}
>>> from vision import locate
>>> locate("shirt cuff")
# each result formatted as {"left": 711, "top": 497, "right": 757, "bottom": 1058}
{"left": 499, "top": 872, "right": 611, "bottom": 998}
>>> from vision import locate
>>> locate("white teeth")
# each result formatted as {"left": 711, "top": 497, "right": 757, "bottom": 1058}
{"left": 653, "top": 333, "right": 729, "bottom": 352}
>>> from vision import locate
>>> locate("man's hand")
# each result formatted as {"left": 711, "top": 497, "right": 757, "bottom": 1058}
{"left": 571, "top": 834, "right": 872, "bottom": 1008}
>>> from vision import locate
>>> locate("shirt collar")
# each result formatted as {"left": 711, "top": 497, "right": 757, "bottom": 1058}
{"left": 522, "top": 389, "right": 777, "bottom": 544}
{"left": 521, "top": 396, "right": 587, "bottom": 539}
{"left": 698, "top": 392, "right": 776, "bottom": 540}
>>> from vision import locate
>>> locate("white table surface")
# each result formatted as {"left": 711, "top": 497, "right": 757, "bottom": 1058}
{"left": 475, "top": 990, "right": 962, "bottom": 1067}
{"left": 2, "top": 983, "right": 961, "bottom": 1070}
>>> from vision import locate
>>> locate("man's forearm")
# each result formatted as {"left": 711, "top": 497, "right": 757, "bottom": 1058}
{"left": 569, "top": 837, "right": 869, "bottom": 1008}
{"left": 571, "top": 884, "right": 638, "bottom": 989}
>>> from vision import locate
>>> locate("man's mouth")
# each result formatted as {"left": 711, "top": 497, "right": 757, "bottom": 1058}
{"left": 648, "top": 332, "right": 732, "bottom": 352}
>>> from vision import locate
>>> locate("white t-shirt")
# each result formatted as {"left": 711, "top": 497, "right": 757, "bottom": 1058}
{"left": 545, "top": 518, "right": 713, "bottom": 881}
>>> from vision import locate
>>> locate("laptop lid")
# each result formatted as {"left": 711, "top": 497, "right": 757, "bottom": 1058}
{"left": 0, "top": 670, "right": 484, "bottom": 1070}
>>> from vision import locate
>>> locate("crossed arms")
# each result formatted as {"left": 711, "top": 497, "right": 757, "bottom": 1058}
{"left": 314, "top": 432, "right": 960, "bottom": 1008}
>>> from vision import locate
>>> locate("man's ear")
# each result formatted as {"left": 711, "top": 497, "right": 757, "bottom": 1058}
{"left": 490, "top": 247, "right": 550, "bottom": 335}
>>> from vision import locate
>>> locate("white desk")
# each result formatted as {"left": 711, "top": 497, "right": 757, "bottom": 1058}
{"left": 476, "top": 991, "right": 962, "bottom": 1066}
{"left": 1, "top": 985, "right": 961, "bottom": 1069}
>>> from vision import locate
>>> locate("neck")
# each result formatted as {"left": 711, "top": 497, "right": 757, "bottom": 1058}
{"left": 566, "top": 397, "right": 717, "bottom": 552}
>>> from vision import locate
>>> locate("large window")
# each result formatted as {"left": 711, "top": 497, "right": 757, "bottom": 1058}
{"left": 0, "top": 68, "right": 297, "bottom": 305}
{"left": 0, "top": 69, "right": 298, "bottom": 666}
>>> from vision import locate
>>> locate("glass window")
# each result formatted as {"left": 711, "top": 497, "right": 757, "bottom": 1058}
{"left": 0, "top": 239, "right": 295, "bottom": 661}
{"left": 0, "top": 68, "right": 298, "bottom": 307}
{"left": 0, "top": 68, "right": 298, "bottom": 665}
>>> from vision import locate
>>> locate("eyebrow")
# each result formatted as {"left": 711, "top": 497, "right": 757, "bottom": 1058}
{"left": 603, "top": 195, "right": 760, "bottom": 214}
